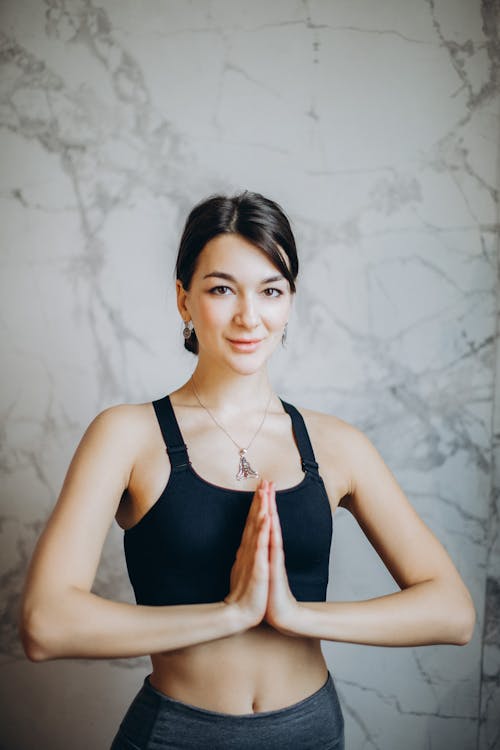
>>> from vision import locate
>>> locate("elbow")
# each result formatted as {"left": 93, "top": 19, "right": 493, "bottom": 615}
{"left": 18, "top": 605, "right": 57, "bottom": 662}
{"left": 447, "top": 591, "right": 476, "bottom": 646}
{"left": 20, "top": 628, "right": 49, "bottom": 662}
{"left": 454, "top": 602, "right": 476, "bottom": 646}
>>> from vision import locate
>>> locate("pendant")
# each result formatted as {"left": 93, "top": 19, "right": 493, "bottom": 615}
{"left": 236, "top": 449, "right": 259, "bottom": 481}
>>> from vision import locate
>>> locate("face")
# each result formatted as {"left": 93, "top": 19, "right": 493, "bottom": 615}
{"left": 176, "top": 234, "right": 293, "bottom": 374}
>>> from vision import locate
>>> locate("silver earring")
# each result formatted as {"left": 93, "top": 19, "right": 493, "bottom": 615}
{"left": 183, "top": 320, "right": 193, "bottom": 339}
{"left": 281, "top": 322, "right": 288, "bottom": 347}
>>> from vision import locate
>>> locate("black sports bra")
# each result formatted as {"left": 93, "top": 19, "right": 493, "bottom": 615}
{"left": 123, "top": 395, "right": 333, "bottom": 606}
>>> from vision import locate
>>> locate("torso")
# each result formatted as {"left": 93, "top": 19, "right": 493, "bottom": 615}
{"left": 115, "top": 391, "right": 352, "bottom": 714}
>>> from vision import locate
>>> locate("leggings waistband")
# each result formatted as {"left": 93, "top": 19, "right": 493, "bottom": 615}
{"left": 143, "top": 671, "right": 334, "bottom": 720}
{"left": 111, "top": 670, "right": 345, "bottom": 749}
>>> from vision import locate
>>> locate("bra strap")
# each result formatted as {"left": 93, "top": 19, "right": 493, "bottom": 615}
{"left": 152, "top": 395, "right": 190, "bottom": 471}
{"left": 279, "top": 399, "right": 320, "bottom": 476}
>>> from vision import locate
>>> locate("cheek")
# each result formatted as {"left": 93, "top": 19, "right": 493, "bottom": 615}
{"left": 264, "top": 299, "right": 291, "bottom": 329}
{"left": 196, "top": 297, "right": 230, "bottom": 329}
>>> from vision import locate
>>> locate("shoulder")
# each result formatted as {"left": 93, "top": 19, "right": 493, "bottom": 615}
{"left": 292, "top": 404, "right": 344, "bottom": 429}
{"left": 82, "top": 401, "right": 156, "bottom": 452}
{"left": 90, "top": 400, "right": 152, "bottom": 429}
{"left": 292, "top": 403, "right": 380, "bottom": 488}
{"left": 292, "top": 403, "right": 364, "bottom": 446}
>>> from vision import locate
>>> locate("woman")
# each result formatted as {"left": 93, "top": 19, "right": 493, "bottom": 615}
{"left": 19, "top": 191, "right": 476, "bottom": 749}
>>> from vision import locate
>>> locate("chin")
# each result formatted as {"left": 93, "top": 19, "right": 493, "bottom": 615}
{"left": 224, "top": 349, "right": 275, "bottom": 375}
{"left": 227, "top": 356, "right": 268, "bottom": 376}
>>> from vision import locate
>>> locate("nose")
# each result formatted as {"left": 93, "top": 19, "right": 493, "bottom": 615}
{"left": 234, "top": 294, "right": 260, "bottom": 329}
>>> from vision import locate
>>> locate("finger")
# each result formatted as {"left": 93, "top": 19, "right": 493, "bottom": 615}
{"left": 261, "top": 479, "right": 270, "bottom": 514}
{"left": 248, "top": 482, "right": 268, "bottom": 522}
{"left": 248, "top": 480, "right": 267, "bottom": 523}
{"left": 266, "top": 480, "right": 275, "bottom": 516}
{"left": 269, "top": 529, "right": 283, "bottom": 579}
{"left": 269, "top": 484, "right": 283, "bottom": 547}
{"left": 240, "top": 489, "right": 266, "bottom": 547}
{"left": 257, "top": 483, "right": 271, "bottom": 528}
{"left": 239, "top": 480, "right": 269, "bottom": 556}
{"left": 273, "top": 515, "right": 283, "bottom": 548}
{"left": 245, "top": 486, "right": 271, "bottom": 550}
{"left": 257, "top": 510, "right": 271, "bottom": 547}
{"left": 252, "top": 516, "right": 271, "bottom": 580}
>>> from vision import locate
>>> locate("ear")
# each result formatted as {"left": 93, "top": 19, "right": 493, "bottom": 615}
{"left": 176, "top": 279, "right": 190, "bottom": 321}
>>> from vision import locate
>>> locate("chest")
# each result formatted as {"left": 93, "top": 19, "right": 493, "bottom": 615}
{"left": 123, "top": 467, "right": 333, "bottom": 605}
{"left": 118, "top": 405, "right": 348, "bottom": 532}
{"left": 183, "top": 416, "right": 306, "bottom": 492}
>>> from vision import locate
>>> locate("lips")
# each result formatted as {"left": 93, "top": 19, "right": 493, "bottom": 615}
{"left": 228, "top": 339, "right": 262, "bottom": 344}
{"left": 227, "top": 338, "right": 263, "bottom": 351}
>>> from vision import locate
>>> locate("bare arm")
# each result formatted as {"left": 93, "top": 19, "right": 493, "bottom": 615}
{"left": 18, "top": 406, "right": 265, "bottom": 662}
{"left": 266, "top": 422, "right": 476, "bottom": 646}
{"left": 22, "top": 591, "right": 245, "bottom": 662}
{"left": 287, "top": 584, "right": 473, "bottom": 646}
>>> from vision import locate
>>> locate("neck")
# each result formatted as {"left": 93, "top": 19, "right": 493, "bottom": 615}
{"left": 188, "top": 358, "right": 273, "bottom": 414}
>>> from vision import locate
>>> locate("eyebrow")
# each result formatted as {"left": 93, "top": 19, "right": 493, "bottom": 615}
{"left": 203, "top": 271, "right": 285, "bottom": 284}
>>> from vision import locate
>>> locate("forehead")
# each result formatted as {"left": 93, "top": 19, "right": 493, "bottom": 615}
{"left": 195, "top": 234, "right": 285, "bottom": 277}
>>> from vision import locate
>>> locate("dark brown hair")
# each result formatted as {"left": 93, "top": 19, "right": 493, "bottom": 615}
{"left": 175, "top": 190, "right": 299, "bottom": 354}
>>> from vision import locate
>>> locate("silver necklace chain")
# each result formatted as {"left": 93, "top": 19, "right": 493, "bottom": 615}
{"left": 189, "top": 376, "right": 274, "bottom": 480}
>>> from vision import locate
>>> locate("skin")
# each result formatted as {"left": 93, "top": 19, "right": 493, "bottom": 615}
{"left": 18, "top": 233, "right": 476, "bottom": 715}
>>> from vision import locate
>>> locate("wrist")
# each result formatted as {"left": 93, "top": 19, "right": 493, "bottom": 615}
{"left": 222, "top": 599, "right": 262, "bottom": 632}
{"left": 271, "top": 601, "right": 309, "bottom": 637}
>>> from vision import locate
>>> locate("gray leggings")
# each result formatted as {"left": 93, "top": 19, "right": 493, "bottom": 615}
{"left": 110, "top": 671, "right": 344, "bottom": 749}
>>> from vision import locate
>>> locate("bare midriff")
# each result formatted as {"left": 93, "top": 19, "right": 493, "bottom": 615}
{"left": 148, "top": 621, "right": 328, "bottom": 715}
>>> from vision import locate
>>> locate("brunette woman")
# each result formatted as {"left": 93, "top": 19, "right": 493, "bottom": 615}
{"left": 19, "top": 191, "right": 475, "bottom": 750}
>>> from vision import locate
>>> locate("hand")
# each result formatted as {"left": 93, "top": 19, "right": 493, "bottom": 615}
{"left": 264, "top": 481, "right": 302, "bottom": 634}
{"left": 224, "top": 479, "right": 271, "bottom": 627}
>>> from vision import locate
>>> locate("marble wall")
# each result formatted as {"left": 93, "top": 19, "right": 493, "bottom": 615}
{"left": 1, "top": 1, "right": 498, "bottom": 748}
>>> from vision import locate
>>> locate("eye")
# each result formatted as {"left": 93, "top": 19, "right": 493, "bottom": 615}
{"left": 209, "top": 285, "right": 234, "bottom": 295}
{"left": 263, "top": 288, "right": 283, "bottom": 297}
